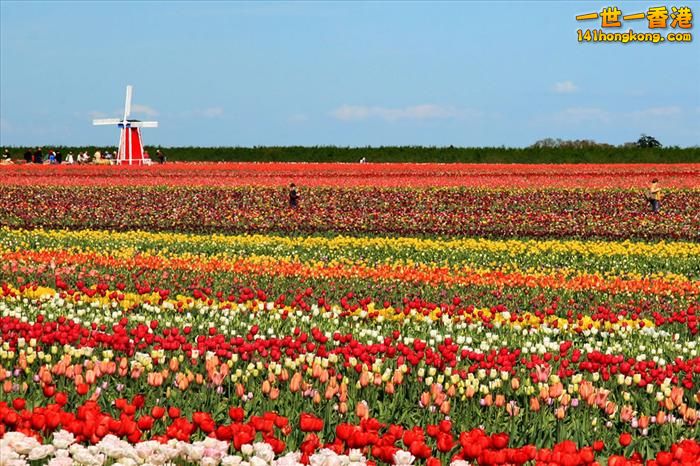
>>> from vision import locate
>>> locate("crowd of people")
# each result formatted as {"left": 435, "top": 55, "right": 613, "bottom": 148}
{"left": 1, "top": 148, "right": 166, "bottom": 165}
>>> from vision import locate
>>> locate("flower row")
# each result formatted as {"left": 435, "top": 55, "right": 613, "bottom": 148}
{"left": 2, "top": 186, "right": 699, "bottom": 240}
{"left": 2, "top": 162, "right": 699, "bottom": 188}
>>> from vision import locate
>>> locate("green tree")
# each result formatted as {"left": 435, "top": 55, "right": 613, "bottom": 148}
{"left": 636, "top": 134, "right": 662, "bottom": 148}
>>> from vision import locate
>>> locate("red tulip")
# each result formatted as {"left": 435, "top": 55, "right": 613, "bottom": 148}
{"left": 151, "top": 406, "right": 165, "bottom": 419}
{"left": 299, "top": 413, "right": 323, "bottom": 432}
{"left": 12, "top": 398, "right": 26, "bottom": 411}
{"left": 228, "top": 406, "right": 245, "bottom": 422}
{"left": 619, "top": 432, "right": 632, "bottom": 447}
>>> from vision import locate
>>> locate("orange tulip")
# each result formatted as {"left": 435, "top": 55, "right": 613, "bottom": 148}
{"left": 664, "top": 397, "right": 675, "bottom": 411}
{"left": 440, "top": 400, "right": 451, "bottom": 415}
{"left": 605, "top": 401, "right": 618, "bottom": 416}
{"left": 579, "top": 381, "right": 594, "bottom": 400}
{"left": 290, "top": 372, "right": 302, "bottom": 392}
{"left": 620, "top": 405, "right": 634, "bottom": 423}
{"left": 549, "top": 382, "right": 563, "bottom": 399}
{"left": 560, "top": 393, "right": 571, "bottom": 407}
{"left": 670, "top": 387, "right": 684, "bottom": 407}
{"left": 39, "top": 367, "right": 52, "bottom": 384}
{"left": 683, "top": 407, "right": 697, "bottom": 425}
{"left": 359, "top": 371, "right": 370, "bottom": 387}
{"left": 356, "top": 400, "right": 369, "bottom": 419}
{"left": 510, "top": 377, "right": 520, "bottom": 391}
{"left": 656, "top": 410, "right": 667, "bottom": 425}
{"left": 434, "top": 392, "right": 446, "bottom": 406}
{"left": 465, "top": 386, "right": 476, "bottom": 398}
{"left": 385, "top": 382, "right": 395, "bottom": 395}
{"left": 555, "top": 406, "right": 566, "bottom": 419}
{"left": 638, "top": 415, "right": 650, "bottom": 429}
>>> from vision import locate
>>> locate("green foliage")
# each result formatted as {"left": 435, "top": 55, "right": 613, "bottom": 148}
{"left": 1, "top": 145, "right": 699, "bottom": 163}
{"left": 636, "top": 134, "right": 662, "bottom": 148}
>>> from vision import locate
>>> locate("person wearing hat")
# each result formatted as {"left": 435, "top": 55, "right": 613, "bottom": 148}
{"left": 1, "top": 149, "right": 12, "bottom": 164}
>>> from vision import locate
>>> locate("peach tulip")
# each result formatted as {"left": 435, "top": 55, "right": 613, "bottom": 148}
{"left": 638, "top": 415, "right": 650, "bottom": 429}
{"left": 356, "top": 400, "right": 369, "bottom": 419}
{"left": 290, "top": 372, "right": 303, "bottom": 392}
{"left": 656, "top": 410, "right": 667, "bottom": 425}
{"left": 620, "top": 405, "right": 634, "bottom": 423}
{"left": 440, "top": 400, "right": 451, "bottom": 415}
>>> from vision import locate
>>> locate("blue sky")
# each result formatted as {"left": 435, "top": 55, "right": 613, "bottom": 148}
{"left": 1, "top": 1, "right": 698, "bottom": 148}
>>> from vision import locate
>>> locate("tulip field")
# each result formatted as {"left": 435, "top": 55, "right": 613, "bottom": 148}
{"left": 1, "top": 163, "right": 699, "bottom": 466}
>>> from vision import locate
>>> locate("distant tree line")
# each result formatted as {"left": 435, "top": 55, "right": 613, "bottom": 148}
{"left": 531, "top": 134, "right": 664, "bottom": 150}
{"left": 1, "top": 138, "right": 698, "bottom": 164}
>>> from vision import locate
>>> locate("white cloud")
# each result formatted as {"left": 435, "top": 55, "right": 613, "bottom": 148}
{"left": 552, "top": 81, "right": 579, "bottom": 94}
{"left": 288, "top": 113, "right": 308, "bottom": 123}
{"left": 626, "top": 106, "right": 682, "bottom": 119}
{"left": 131, "top": 104, "right": 159, "bottom": 117}
{"left": 554, "top": 107, "right": 611, "bottom": 124}
{"left": 194, "top": 107, "right": 224, "bottom": 118}
{"left": 331, "top": 104, "right": 465, "bottom": 122}
{"left": 88, "top": 111, "right": 110, "bottom": 119}
{"left": 90, "top": 105, "right": 160, "bottom": 119}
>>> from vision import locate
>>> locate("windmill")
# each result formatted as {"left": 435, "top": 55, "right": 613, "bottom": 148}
{"left": 93, "top": 85, "right": 158, "bottom": 165}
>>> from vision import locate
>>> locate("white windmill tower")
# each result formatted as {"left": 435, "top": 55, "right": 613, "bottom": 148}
{"left": 93, "top": 85, "right": 159, "bottom": 165}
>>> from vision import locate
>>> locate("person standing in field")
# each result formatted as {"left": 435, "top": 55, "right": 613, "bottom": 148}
{"left": 289, "top": 183, "right": 300, "bottom": 208}
{"left": 24, "top": 148, "right": 32, "bottom": 163}
{"left": 647, "top": 178, "right": 662, "bottom": 213}
{"left": 157, "top": 149, "right": 165, "bottom": 164}
{"left": 33, "top": 147, "right": 43, "bottom": 164}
